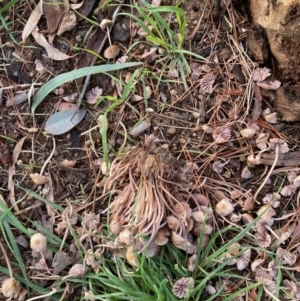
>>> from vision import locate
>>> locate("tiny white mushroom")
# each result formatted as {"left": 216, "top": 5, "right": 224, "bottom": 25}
{"left": 215, "top": 199, "right": 234, "bottom": 216}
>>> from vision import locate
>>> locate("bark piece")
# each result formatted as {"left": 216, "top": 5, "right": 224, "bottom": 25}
{"left": 246, "top": 25, "right": 270, "bottom": 63}
{"left": 274, "top": 85, "right": 300, "bottom": 121}
{"left": 248, "top": 0, "right": 300, "bottom": 81}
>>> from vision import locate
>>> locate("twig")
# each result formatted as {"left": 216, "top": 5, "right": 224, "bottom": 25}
{"left": 40, "top": 136, "right": 56, "bottom": 175}
{"left": 0, "top": 241, "right": 13, "bottom": 278}
{"left": 253, "top": 145, "right": 279, "bottom": 202}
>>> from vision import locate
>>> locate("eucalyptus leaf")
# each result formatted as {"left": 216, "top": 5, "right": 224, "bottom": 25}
{"left": 32, "top": 62, "right": 141, "bottom": 114}
{"left": 44, "top": 108, "right": 86, "bottom": 135}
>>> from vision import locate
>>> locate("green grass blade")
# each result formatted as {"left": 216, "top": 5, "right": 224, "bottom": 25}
{"left": 32, "top": 62, "right": 141, "bottom": 113}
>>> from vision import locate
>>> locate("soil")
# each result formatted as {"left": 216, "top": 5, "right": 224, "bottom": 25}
{"left": 1, "top": 0, "right": 300, "bottom": 299}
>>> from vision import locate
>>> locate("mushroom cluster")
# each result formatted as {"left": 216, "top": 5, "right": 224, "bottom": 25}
{"left": 99, "top": 135, "right": 212, "bottom": 263}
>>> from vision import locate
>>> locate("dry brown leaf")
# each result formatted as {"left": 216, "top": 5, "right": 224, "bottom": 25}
{"left": 57, "top": 11, "right": 77, "bottom": 36}
{"left": 22, "top": 1, "right": 43, "bottom": 43}
{"left": 130, "top": 119, "right": 151, "bottom": 137}
{"left": 57, "top": 102, "right": 77, "bottom": 111}
{"left": 42, "top": 0, "right": 69, "bottom": 33}
{"left": 31, "top": 26, "right": 74, "bottom": 60}
{"left": 6, "top": 89, "right": 39, "bottom": 107}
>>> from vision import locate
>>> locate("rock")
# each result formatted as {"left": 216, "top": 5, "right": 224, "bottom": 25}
{"left": 112, "top": 23, "right": 130, "bottom": 42}
{"left": 247, "top": 0, "right": 300, "bottom": 81}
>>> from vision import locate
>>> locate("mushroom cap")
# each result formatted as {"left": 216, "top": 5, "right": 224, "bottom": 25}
{"left": 30, "top": 233, "right": 47, "bottom": 253}
{"left": 103, "top": 45, "right": 120, "bottom": 59}
{"left": 187, "top": 254, "right": 197, "bottom": 272}
{"left": 100, "top": 18, "right": 112, "bottom": 30}
{"left": 29, "top": 173, "right": 49, "bottom": 185}
{"left": 126, "top": 245, "right": 138, "bottom": 266}
{"left": 118, "top": 229, "right": 132, "bottom": 246}
{"left": 154, "top": 229, "right": 169, "bottom": 246}
{"left": 240, "top": 128, "right": 256, "bottom": 139}
{"left": 215, "top": 199, "right": 234, "bottom": 217}
{"left": 172, "top": 277, "right": 195, "bottom": 298}
{"left": 256, "top": 205, "right": 276, "bottom": 219}
{"left": 110, "top": 219, "right": 121, "bottom": 235}
{"left": 2, "top": 278, "right": 21, "bottom": 298}
{"left": 167, "top": 216, "right": 180, "bottom": 231}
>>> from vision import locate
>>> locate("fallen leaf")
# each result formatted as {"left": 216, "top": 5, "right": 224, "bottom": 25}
{"left": 42, "top": 0, "right": 69, "bottom": 33}
{"left": 31, "top": 26, "right": 74, "bottom": 61}
{"left": 6, "top": 89, "right": 39, "bottom": 107}
{"left": 22, "top": 1, "right": 43, "bottom": 43}
{"left": 44, "top": 108, "right": 86, "bottom": 135}
{"left": 57, "top": 102, "right": 77, "bottom": 111}
{"left": 130, "top": 119, "right": 151, "bottom": 137}
{"left": 57, "top": 11, "right": 77, "bottom": 36}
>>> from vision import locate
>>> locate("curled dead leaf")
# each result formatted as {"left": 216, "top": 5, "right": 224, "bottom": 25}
{"left": 31, "top": 27, "right": 74, "bottom": 61}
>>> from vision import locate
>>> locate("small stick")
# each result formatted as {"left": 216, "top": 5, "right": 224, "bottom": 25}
{"left": 0, "top": 241, "right": 13, "bottom": 278}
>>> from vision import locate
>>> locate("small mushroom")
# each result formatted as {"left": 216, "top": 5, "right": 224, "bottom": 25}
{"left": 29, "top": 173, "right": 49, "bottom": 185}
{"left": 103, "top": 45, "right": 120, "bottom": 59}
{"left": 240, "top": 128, "right": 256, "bottom": 139}
{"left": 154, "top": 228, "right": 169, "bottom": 246}
{"left": 2, "top": 278, "right": 21, "bottom": 298}
{"left": 0, "top": 241, "right": 23, "bottom": 299}
{"left": 118, "top": 229, "right": 132, "bottom": 246}
{"left": 228, "top": 242, "right": 240, "bottom": 257}
{"left": 30, "top": 233, "right": 49, "bottom": 271}
{"left": 167, "top": 216, "right": 180, "bottom": 231}
{"left": 100, "top": 18, "right": 112, "bottom": 30}
{"left": 172, "top": 277, "right": 195, "bottom": 299}
{"left": 110, "top": 218, "right": 121, "bottom": 235}
{"left": 187, "top": 254, "right": 197, "bottom": 272}
{"left": 215, "top": 199, "right": 234, "bottom": 217}
{"left": 191, "top": 211, "right": 206, "bottom": 223}
{"left": 126, "top": 245, "right": 138, "bottom": 266}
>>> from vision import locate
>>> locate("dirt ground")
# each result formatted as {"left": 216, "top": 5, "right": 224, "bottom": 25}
{"left": 1, "top": 0, "right": 300, "bottom": 300}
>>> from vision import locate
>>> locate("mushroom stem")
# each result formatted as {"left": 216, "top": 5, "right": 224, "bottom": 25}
{"left": 253, "top": 144, "right": 279, "bottom": 202}
{"left": 0, "top": 241, "right": 13, "bottom": 278}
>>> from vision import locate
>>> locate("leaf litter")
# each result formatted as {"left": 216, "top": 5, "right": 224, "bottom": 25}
{"left": 1, "top": 0, "right": 300, "bottom": 300}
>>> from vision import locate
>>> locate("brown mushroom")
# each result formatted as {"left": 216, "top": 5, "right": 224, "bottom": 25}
{"left": 103, "top": 45, "right": 120, "bottom": 59}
